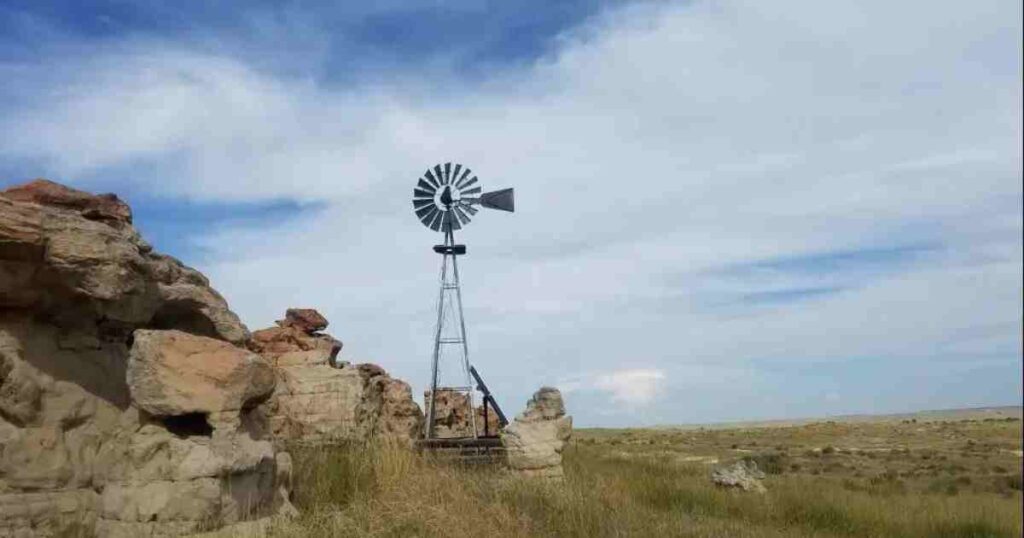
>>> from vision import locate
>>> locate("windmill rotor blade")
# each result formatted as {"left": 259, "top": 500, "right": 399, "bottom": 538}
{"left": 423, "top": 171, "right": 440, "bottom": 189}
{"left": 479, "top": 188, "right": 514, "bottom": 212}
{"left": 422, "top": 206, "right": 440, "bottom": 224}
{"left": 417, "top": 179, "right": 437, "bottom": 193}
{"left": 412, "top": 163, "right": 512, "bottom": 232}
{"left": 428, "top": 210, "right": 445, "bottom": 231}
{"left": 453, "top": 205, "right": 471, "bottom": 225}
{"left": 415, "top": 204, "right": 437, "bottom": 220}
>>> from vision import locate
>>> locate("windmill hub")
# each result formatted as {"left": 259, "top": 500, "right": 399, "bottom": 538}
{"left": 412, "top": 162, "right": 514, "bottom": 441}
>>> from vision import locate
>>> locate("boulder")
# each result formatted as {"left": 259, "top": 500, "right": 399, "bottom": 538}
{"left": 711, "top": 460, "right": 767, "bottom": 493}
{"left": 127, "top": 330, "right": 275, "bottom": 428}
{"left": 279, "top": 308, "right": 329, "bottom": 334}
{"left": 502, "top": 387, "right": 572, "bottom": 478}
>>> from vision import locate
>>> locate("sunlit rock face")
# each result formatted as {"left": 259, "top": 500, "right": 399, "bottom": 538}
{"left": 252, "top": 309, "right": 423, "bottom": 445}
{"left": 0, "top": 180, "right": 290, "bottom": 537}
{"left": 501, "top": 387, "right": 573, "bottom": 478}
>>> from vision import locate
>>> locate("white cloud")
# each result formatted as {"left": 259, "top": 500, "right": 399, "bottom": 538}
{"left": 1, "top": 0, "right": 1020, "bottom": 425}
{"left": 592, "top": 369, "right": 667, "bottom": 406}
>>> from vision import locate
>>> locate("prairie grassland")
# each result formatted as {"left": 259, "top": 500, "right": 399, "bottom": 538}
{"left": 265, "top": 417, "right": 1022, "bottom": 538}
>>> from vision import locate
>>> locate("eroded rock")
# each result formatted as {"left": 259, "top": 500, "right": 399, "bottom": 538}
{"left": 253, "top": 310, "right": 422, "bottom": 444}
{"left": 127, "top": 329, "right": 274, "bottom": 428}
{"left": 0, "top": 180, "right": 290, "bottom": 537}
{"left": 0, "top": 179, "right": 249, "bottom": 344}
{"left": 279, "top": 308, "right": 329, "bottom": 334}
{"left": 711, "top": 460, "right": 767, "bottom": 493}
{"left": 425, "top": 389, "right": 501, "bottom": 438}
{"left": 502, "top": 387, "right": 572, "bottom": 478}
{"left": 1, "top": 179, "right": 132, "bottom": 228}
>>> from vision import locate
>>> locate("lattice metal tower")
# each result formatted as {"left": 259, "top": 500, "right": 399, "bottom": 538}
{"left": 412, "top": 163, "right": 513, "bottom": 439}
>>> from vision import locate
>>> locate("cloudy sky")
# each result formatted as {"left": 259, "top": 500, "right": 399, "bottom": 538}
{"left": 1, "top": 0, "right": 1021, "bottom": 426}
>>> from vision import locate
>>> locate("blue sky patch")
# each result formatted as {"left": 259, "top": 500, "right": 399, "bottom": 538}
{"left": 738, "top": 285, "right": 845, "bottom": 305}
{"left": 129, "top": 196, "right": 320, "bottom": 261}
{"left": 0, "top": 0, "right": 622, "bottom": 82}
{"left": 726, "top": 244, "right": 940, "bottom": 277}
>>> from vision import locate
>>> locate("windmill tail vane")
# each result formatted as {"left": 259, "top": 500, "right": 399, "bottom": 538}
{"left": 411, "top": 162, "right": 513, "bottom": 441}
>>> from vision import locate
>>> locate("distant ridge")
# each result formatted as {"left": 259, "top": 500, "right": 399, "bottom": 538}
{"left": 649, "top": 405, "right": 1023, "bottom": 431}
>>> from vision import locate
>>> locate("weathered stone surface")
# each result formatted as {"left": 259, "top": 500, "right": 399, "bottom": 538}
{"left": 251, "top": 325, "right": 341, "bottom": 368}
{"left": 502, "top": 387, "right": 572, "bottom": 478}
{"left": 0, "top": 489, "right": 99, "bottom": 537}
{"left": 1, "top": 179, "right": 132, "bottom": 227}
{"left": 518, "top": 386, "right": 566, "bottom": 421}
{"left": 0, "top": 348, "right": 42, "bottom": 425}
{"left": 0, "top": 180, "right": 291, "bottom": 537}
{"left": 254, "top": 312, "right": 422, "bottom": 444}
{"left": 127, "top": 330, "right": 274, "bottom": 427}
{"left": 711, "top": 460, "right": 767, "bottom": 493}
{"left": 279, "top": 308, "right": 329, "bottom": 333}
{"left": 0, "top": 180, "right": 249, "bottom": 344}
{"left": 425, "top": 389, "right": 501, "bottom": 438}
{"left": 378, "top": 377, "right": 424, "bottom": 439}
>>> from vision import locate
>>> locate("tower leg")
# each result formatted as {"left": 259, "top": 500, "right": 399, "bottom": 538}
{"left": 425, "top": 230, "right": 451, "bottom": 439}
{"left": 450, "top": 252, "right": 478, "bottom": 439}
{"left": 423, "top": 227, "right": 478, "bottom": 440}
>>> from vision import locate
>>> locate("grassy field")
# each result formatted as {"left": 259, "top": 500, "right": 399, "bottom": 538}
{"left": 257, "top": 414, "right": 1022, "bottom": 538}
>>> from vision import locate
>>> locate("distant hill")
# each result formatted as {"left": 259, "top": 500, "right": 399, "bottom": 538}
{"left": 653, "top": 405, "right": 1023, "bottom": 431}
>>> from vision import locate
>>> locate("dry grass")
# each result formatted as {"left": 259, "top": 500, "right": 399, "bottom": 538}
{"left": 261, "top": 418, "right": 1021, "bottom": 538}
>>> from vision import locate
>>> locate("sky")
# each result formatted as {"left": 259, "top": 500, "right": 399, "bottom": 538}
{"left": 0, "top": 0, "right": 1021, "bottom": 427}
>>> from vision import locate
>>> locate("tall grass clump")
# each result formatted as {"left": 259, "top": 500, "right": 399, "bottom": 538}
{"left": 263, "top": 440, "right": 1022, "bottom": 538}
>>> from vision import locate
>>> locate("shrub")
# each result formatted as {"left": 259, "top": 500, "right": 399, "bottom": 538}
{"left": 742, "top": 451, "right": 788, "bottom": 475}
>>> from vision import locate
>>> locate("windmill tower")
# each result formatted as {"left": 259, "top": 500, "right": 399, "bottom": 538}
{"left": 413, "top": 163, "right": 513, "bottom": 440}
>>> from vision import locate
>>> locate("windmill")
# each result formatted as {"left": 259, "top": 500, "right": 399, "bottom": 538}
{"left": 413, "top": 162, "right": 512, "bottom": 440}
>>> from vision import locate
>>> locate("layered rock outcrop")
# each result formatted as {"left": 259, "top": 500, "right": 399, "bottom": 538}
{"left": 0, "top": 180, "right": 288, "bottom": 537}
{"left": 0, "top": 179, "right": 248, "bottom": 346}
{"left": 252, "top": 310, "right": 423, "bottom": 444}
{"left": 501, "top": 387, "right": 572, "bottom": 478}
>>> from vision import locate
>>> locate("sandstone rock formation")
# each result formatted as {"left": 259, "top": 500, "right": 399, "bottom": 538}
{"left": 0, "top": 179, "right": 249, "bottom": 346}
{"left": 252, "top": 310, "right": 422, "bottom": 444}
{"left": 0, "top": 180, "right": 289, "bottom": 537}
{"left": 711, "top": 460, "right": 767, "bottom": 493}
{"left": 501, "top": 387, "right": 572, "bottom": 478}
{"left": 425, "top": 389, "right": 501, "bottom": 438}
